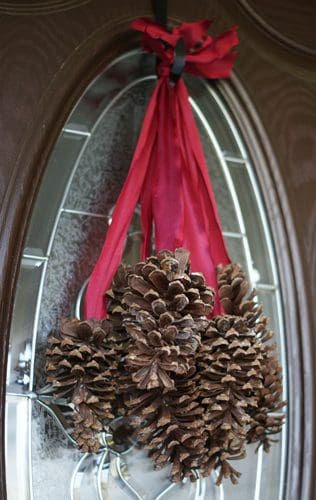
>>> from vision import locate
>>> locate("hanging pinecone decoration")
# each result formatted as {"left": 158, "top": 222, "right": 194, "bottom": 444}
{"left": 116, "top": 248, "right": 215, "bottom": 480}
{"left": 44, "top": 252, "right": 285, "bottom": 486}
{"left": 45, "top": 318, "right": 120, "bottom": 452}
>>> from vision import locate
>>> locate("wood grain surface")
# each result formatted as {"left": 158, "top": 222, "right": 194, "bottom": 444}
{"left": 0, "top": 1, "right": 92, "bottom": 15}
{"left": 237, "top": 0, "right": 316, "bottom": 53}
{"left": 0, "top": 0, "right": 315, "bottom": 498}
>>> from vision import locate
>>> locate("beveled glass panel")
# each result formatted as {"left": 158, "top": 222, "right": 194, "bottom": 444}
{"left": 7, "top": 262, "right": 44, "bottom": 394}
{"left": 228, "top": 163, "right": 274, "bottom": 284}
{"left": 64, "top": 80, "right": 155, "bottom": 215}
{"left": 257, "top": 289, "right": 281, "bottom": 347}
{"left": 186, "top": 76, "right": 243, "bottom": 157}
{"left": 5, "top": 395, "right": 31, "bottom": 499}
{"left": 225, "top": 235, "right": 250, "bottom": 280}
{"left": 26, "top": 132, "right": 87, "bottom": 253}
{"left": 69, "top": 453, "right": 101, "bottom": 500}
{"left": 259, "top": 430, "right": 286, "bottom": 500}
{"left": 31, "top": 400, "right": 82, "bottom": 500}
{"left": 222, "top": 443, "right": 259, "bottom": 499}
{"left": 192, "top": 105, "right": 241, "bottom": 233}
{"left": 108, "top": 448, "right": 172, "bottom": 499}
{"left": 67, "top": 51, "right": 156, "bottom": 132}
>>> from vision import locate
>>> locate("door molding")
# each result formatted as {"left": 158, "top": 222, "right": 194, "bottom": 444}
{"left": 220, "top": 74, "right": 313, "bottom": 500}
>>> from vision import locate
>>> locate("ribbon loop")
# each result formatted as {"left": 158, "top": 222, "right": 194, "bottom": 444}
{"left": 84, "top": 19, "right": 238, "bottom": 320}
{"left": 131, "top": 17, "right": 238, "bottom": 79}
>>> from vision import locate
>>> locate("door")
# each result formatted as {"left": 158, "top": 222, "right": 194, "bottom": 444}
{"left": 0, "top": 1, "right": 315, "bottom": 499}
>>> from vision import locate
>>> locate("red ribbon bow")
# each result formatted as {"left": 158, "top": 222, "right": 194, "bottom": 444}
{"left": 85, "top": 18, "right": 238, "bottom": 320}
{"left": 132, "top": 18, "right": 238, "bottom": 78}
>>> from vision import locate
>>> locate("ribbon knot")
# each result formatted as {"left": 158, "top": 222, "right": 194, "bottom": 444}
{"left": 131, "top": 18, "right": 238, "bottom": 79}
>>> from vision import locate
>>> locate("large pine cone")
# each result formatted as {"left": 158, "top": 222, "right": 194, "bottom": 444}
{"left": 195, "top": 263, "right": 286, "bottom": 484}
{"left": 45, "top": 318, "right": 119, "bottom": 452}
{"left": 218, "top": 264, "right": 286, "bottom": 453}
{"left": 114, "top": 248, "right": 215, "bottom": 480}
{"left": 246, "top": 315, "right": 286, "bottom": 451}
{"left": 197, "top": 314, "right": 262, "bottom": 484}
{"left": 116, "top": 248, "right": 214, "bottom": 391}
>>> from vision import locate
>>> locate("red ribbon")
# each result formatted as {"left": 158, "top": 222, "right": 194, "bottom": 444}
{"left": 85, "top": 18, "right": 238, "bottom": 319}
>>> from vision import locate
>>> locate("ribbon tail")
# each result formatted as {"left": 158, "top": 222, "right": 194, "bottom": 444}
{"left": 174, "top": 79, "right": 230, "bottom": 313}
{"left": 84, "top": 80, "right": 162, "bottom": 319}
{"left": 140, "top": 142, "right": 155, "bottom": 261}
{"left": 151, "top": 78, "right": 184, "bottom": 252}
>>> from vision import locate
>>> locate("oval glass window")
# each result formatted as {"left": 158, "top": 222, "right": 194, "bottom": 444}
{"left": 5, "top": 50, "right": 288, "bottom": 500}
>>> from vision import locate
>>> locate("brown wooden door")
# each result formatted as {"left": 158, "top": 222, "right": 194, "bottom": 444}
{"left": 0, "top": 1, "right": 315, "bottom": 499}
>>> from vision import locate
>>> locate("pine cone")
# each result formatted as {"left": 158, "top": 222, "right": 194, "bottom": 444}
{"left": 246, "top": 316, "right": 286, "bottom": 452}
{"left": 106, "top": 264, "right": 133, "bottom": 416}
{"left": 45, "top": 318, "right": 119, "bottom": 452}
{"left": 202, "top": 262, "right": 286, "bottom": 483}
{"left": 217, "top": 263, "right": 249, "bottom": 315}
{"left": 124, "top": 372, "right": 208, "bottom": 482}
{"left": 106, "top": 263, "right": 132, "bottom": 353}
{"left": 121, "top": 248, "right": 214, "bottom": 390}
{"left": 197, "top": 314, "right": 262, "bottom": 484}
{"left": 115, "top": 248, "right": 215, "bottom": 480}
